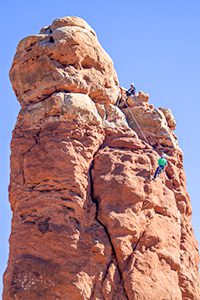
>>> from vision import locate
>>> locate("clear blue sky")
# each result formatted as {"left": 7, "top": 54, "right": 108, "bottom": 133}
{"left": 1, "top": 0, "right": 200, "bottom": 295}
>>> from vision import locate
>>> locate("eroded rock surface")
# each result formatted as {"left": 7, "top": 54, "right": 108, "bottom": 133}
{"left": 4, "top": 16, "right": 200, "bottom": 300}
{"left": 10, "top": 16, "right": 119, "bottom": 107}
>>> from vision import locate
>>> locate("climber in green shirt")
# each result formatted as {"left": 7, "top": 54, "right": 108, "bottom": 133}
{"left": 153, "top": 153, "right": 168, "bottom": 180}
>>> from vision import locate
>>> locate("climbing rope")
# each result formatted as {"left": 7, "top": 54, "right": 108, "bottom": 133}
{"left": 124, "top": 98, "right": 150, "bottom": 145}
{"left": 122, "top": 95, "right": 169, "bottom": 179}
{"left": 122, "top": 97, "right": 154, "bottom": 176}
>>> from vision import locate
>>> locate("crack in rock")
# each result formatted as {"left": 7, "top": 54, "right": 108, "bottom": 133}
{"left": 88, "top": 148, "right": 129, "bottom": 300}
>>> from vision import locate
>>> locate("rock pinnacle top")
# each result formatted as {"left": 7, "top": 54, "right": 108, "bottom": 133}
{"left": 10, "top": 16, "right": 119, "bottom": 108}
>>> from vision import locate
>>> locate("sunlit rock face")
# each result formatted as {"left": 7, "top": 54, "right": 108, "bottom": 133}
{"left": 10, "top": 16, "right": 120, "bottom": 108}
{"left": 4, "top": 16, "right": 199, "bottom": 300}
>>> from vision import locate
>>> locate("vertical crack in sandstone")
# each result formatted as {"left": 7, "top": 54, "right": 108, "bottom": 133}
{"left": 88, "top": 148, "right": 129, "bottom": 300}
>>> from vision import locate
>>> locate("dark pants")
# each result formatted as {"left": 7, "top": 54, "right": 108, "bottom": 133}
{"left": 126, "top": 91, "right": 136, "bottom": 97}
{"left": 153, "top": 165, "right": 164, "bottom": 179}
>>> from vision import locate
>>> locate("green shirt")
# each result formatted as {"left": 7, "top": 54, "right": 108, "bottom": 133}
{"left": 158, "top": 157, "right": 167, "bottom": 167}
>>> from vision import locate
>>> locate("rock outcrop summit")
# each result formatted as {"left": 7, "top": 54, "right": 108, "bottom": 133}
{"left": 4, "top": 16, "right": 200, "bottom": 300}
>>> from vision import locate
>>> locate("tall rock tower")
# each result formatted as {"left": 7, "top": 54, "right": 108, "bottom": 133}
{"left": 4, "top": 17, "right": 200, "bottom": 300}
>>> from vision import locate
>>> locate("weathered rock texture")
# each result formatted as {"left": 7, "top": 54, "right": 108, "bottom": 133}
{"left": 4, "top": 16, "right": 200, "bottom": 300}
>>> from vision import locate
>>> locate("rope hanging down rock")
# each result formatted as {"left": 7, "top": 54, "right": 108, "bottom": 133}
{"left": 124, "top": 99, "right": 150, "bottom": 145}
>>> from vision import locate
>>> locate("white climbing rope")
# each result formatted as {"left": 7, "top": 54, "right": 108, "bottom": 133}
{"left": 123, "top": 98, "right": 154, "bottom": 176}
{"left": 124, "top": 99, "right": 150, "bottom": 145}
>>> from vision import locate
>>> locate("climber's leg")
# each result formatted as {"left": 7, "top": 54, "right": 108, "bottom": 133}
{"left": 153, "top": 167, "right": 159, "bottom": 179}
{"left": 158, "top": 165, "right": 164, "bottom": 176}
{"left": 153, "top": 165, "right": 164, "bottom": 179}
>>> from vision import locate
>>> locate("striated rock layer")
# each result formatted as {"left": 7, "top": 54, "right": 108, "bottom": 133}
{"left": 4, "top": 16, "right": 200, "bottom": 300}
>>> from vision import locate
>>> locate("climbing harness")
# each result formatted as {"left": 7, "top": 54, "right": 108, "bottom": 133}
{"left": 124, "top": 98, "right": 150, "bottom": 145}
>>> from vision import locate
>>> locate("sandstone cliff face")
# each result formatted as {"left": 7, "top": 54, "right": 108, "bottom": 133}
{"left": 4, "top": 17, "right": 200, "bottom": 300}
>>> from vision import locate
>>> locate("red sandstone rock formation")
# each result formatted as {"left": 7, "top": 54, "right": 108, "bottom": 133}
{"left": 4, "top": 16, "right": 200, "bottom": 300}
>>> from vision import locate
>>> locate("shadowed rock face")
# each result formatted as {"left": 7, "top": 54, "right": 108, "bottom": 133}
{"left": 4, "top": 16, "right": 200, "bottom": 300}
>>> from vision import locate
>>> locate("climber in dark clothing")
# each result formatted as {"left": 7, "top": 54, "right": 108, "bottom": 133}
{"left": 126, "top": 83, "right": 136, "bottom": 97}
{"left": 153, "top": 154, "right": 168, "bottom": 180}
